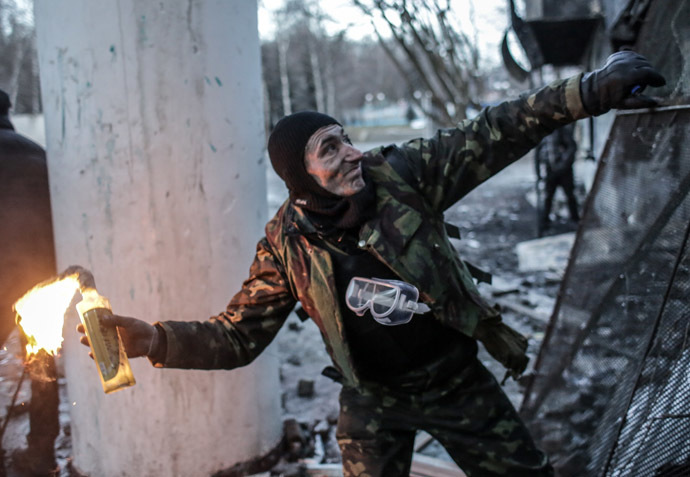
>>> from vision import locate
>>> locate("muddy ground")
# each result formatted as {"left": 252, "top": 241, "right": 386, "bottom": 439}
{"left": 0, "top": 136, "right": 587, "bottom": 475}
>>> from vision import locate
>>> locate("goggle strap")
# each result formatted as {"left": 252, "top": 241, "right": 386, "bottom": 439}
{"left": 404, "top": 301, "right": 430, "bottom": 314}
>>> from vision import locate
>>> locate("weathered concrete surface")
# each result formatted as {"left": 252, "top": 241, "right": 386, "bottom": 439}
{"left": 34, "top": 1, "right": 281, "bottom": 476}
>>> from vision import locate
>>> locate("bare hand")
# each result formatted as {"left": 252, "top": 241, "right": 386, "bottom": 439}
{"left": 76, "top": 314, "right": 158, "bottom": 359}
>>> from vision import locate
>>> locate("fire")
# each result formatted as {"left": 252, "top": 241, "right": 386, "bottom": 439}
{"left": 13, "top": 275, "right": 81, "bottom": 356}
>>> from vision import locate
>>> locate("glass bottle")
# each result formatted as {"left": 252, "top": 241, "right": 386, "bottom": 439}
{"left": 76, "top": 287, "right": 135, "bottom": 393}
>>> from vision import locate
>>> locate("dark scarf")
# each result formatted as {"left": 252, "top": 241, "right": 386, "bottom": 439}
{"left": 296, "top": 174, "right": 376, "bottom": 232}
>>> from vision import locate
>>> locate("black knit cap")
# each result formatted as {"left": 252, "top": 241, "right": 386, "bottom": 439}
{"left": 0, "top": 89, "right": 11, "bottom": 116}
{"left": 268, "top": 111, "right": 341, "bottom": 204}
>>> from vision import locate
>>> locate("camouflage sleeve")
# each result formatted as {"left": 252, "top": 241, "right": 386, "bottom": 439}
{"left": 398, "top": 74, "right": 588, "bottom": 212}
{"left": 154, "top": 237, "right": 297, "bottom": 369}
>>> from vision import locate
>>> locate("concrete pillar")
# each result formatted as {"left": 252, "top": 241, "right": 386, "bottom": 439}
{"left": 34, "top": 2, "right": 282, "bottom": 476}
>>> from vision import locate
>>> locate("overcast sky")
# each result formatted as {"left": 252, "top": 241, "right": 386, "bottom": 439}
{"left": 258, "top": 0, "right": 510, "bottom": 65}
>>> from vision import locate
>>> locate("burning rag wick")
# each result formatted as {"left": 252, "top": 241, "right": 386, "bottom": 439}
{"left": 13, "top": 275, "right": 81, "bottom": 357}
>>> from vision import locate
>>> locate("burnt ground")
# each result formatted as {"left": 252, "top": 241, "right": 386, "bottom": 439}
{"left": 0, "top": 144, "right": 586, "bottom": 476}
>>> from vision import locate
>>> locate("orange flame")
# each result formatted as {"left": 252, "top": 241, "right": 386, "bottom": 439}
{"left": 13, "top": 275, "right": 81, "bottom": 357}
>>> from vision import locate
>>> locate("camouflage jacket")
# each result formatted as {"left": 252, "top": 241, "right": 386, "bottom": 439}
{"left": 157, "top": 75, "right": 587, "bottom": 387}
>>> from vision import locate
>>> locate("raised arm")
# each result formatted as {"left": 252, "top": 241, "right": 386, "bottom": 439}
{"left": 391, "top": 51, "right": 664, "bottom": 212}
{"left": 156, "top": 237, "right": 296, "bottom": 369}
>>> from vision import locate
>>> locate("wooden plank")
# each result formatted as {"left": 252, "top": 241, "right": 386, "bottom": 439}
{"left": 297, "top": 453, "right": 467, "bottom": 477}
{"left": 303, "top": 463, "right": 343, "bottom": 476}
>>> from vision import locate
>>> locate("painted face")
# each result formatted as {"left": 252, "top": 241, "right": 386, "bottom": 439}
{"left": 304, "top": 124, "right": 365, "bottom": 197}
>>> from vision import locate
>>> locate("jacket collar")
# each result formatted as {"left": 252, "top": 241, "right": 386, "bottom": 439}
{"left": 0, "top": 115, "right": 14, "bottom": 130}
{"left": 284, "top": 159, "right": 424, "bottom": 258}
{"left": 284, "top": 201, "right": 319, "bottom": 237}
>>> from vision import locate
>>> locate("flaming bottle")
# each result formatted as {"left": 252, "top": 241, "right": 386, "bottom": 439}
{"left": 76, "top": 287, "right": 135, "bottom": 393}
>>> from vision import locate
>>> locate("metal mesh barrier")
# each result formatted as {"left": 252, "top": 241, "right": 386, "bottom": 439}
{"left": 519, "top": 2, "right": 690, "bottom": 474}
{"left": 605, "top": 243, "right": 690, "bottom": 476}
{"left": 521, "top": 107, "right": 690, "bottom": 476}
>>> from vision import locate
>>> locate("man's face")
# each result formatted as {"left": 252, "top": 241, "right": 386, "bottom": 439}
{"left": 304, "top": 124, "right": 365, "bottom": 197}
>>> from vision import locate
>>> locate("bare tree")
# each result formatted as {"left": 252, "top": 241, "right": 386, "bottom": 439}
{"left": 0, "top": 0, "right": 41, "bottom": 114}
{"left": 278, "top": 39, "right": 293, "bottom": 115}
{"left": 352, "top": 0, "right": 485, "bottom": 126}
{"left": 261, "top": 1, "right": 409, "bottom": 127}
{"left": 265, "top": 0, "right": 360, "bottom": 119}
{"left": 308, "top": 31, "right": 326, "bottom": 113}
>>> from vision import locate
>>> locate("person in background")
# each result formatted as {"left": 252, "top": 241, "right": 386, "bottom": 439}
{"left": 78, "top": 51, "right": 665, "bottom": 477}
{"left": 0, "top": 89, "right": 60, "bottom": 475}
{"left": 537, "top": 122, "right": 580, "bottom": 233}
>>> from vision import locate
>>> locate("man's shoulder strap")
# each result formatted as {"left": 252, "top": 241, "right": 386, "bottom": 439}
{"left": 377, "top": 144, "right": 491, "bottom": 284}
{"left": 382, "top": 144, "right": 417, "bottom": 187}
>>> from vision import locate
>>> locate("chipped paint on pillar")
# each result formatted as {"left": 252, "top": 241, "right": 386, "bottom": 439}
{"left": 35, "top": 1, "right": 276, "bottom": 476}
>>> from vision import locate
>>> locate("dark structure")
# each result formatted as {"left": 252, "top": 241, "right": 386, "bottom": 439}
{"left": 514, "top": 1, "right": 690, "bottom": 475}
{"left": 503, "top": 0, "right": 603, "bottom": 236}
{"left": 502, "top": 0, "right": 601, "bottom": 82}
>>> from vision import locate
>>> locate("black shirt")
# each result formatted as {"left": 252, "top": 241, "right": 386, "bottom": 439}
{"left": 318, "top": 230, "right": 477, "bottom": 383}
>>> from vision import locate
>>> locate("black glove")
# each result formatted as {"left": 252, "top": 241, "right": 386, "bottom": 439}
{"left": 580, "top": 50, "right": 666, "bottom": 116}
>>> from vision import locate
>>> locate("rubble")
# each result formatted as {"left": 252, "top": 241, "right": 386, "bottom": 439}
{"left": 296, "top": 380, "right": 314, "bottom": 398}
{"left": 515, "top": 232, "right": 576, "bottom": 273}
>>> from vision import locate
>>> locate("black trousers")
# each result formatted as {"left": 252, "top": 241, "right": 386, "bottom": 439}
{"left": 542, "top": 168, "right": 580, "bottom": 224}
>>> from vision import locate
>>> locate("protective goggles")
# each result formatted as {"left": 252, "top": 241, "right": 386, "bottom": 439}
{"left": 345, "top": 277, "right": 430, "bottom": 326}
